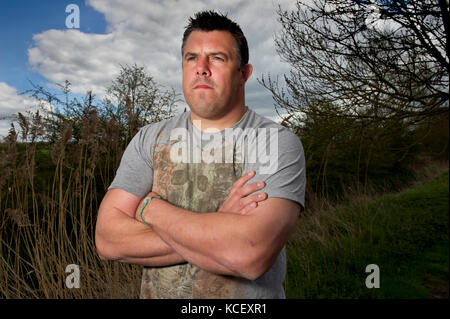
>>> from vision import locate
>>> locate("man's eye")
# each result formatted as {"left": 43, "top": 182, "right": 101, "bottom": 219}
{"left": 213, "top": 56, "right": 224, "bottom": 61}
{"left": 186, "top": 56, "right": 196, "bottom": 61}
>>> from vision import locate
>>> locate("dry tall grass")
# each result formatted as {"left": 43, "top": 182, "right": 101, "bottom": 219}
{"left": 0, "top": 111, "right": 142, "bottom": 298}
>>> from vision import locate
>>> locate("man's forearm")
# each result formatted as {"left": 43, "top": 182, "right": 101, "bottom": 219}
{"left": 95, "top": 208, "right": 185, "bottom": 267}
{"left": 144, "top": 198, "right": 258, "bottom": 278}
{"left": 115, "top": 251, "right": 186, "bottom": 267}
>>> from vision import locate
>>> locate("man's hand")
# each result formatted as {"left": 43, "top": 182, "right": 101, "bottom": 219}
{"left": 218, "top": 170, "right": 267, "bottom": 215}
{"left": 135, "top": 171, "right": 266, "bottom": 223}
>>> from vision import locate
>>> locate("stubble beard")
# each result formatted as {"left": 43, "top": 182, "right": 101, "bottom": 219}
{"left": 191, "top": 101, "right": 227, "bottom": 120}
{"left": 186, "top": 91, "right": 231, "bottom": 120}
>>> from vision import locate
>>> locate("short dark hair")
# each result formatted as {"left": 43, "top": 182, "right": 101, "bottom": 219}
{"left": 182, "top": 10, "right": 249, "bottom": 69}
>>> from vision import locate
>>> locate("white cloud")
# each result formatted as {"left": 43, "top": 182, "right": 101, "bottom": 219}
{"left": 365, "top": 3, "right": 402, "bottom": 32}
{"left": 27, "top": 0, "right": 297, "bottom": 118}
{"left": 0, "top": 82, "right": 53, "bottom": 139}
{"left": 0, "top": 82, "right": 42, "bottom": 138}
{"left": 28, "top": 29, "right": 134, "bottom": 95}
{"left": 0, "top": 82, "right": 38, "bottom": 114}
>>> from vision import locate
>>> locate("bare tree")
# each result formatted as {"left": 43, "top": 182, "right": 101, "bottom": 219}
{"left": 261, "top": 0, "right": 449, "bottom": 125}
{"left": 104, "top": 64, "right": 179, "bottom": 142}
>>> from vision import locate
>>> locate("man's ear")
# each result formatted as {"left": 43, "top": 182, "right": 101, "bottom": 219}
{"left": 240, "top": 64, "right": 253, "bottom": 84}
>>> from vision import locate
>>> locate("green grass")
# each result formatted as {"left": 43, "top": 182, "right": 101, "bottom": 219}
{"left": 286, "top": 172, "right": 449, "bottom": 298}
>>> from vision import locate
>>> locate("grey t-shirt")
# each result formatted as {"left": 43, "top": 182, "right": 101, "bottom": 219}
{"left": 109, "top": 107, "right": 306, "bottom": 298}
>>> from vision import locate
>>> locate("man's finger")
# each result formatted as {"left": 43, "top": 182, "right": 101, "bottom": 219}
{"left": 238, "top": 180, "right": 265, "bottom": 197}
{"left": 239, "top": 192, "right": 267, "bottom": 208}
{"left": 240, "top": 202, "right": 257, "bottom": 214}
{"left": 230, "top": 170, "right": 256, "bottom": 194}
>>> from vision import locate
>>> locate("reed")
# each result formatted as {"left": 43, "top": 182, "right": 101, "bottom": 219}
{"left": 0, "top": 110, "right": 142, "bottom": 298}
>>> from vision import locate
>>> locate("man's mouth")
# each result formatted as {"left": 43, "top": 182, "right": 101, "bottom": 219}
{"left": 194, "top": 84, "right": 212, "bottom": 89}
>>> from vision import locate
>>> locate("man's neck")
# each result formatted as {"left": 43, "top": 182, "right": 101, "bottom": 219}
{"left": 190, "top": 105, "right": 248, "bottom": 132}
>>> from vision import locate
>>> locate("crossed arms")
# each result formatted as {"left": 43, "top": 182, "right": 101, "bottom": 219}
{"left": 95, "top": 171, "right": 300, "bottom": 280}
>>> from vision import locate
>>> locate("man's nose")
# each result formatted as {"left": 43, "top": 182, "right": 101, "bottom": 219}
{"left": 196, "top": 57, "right": 211, "bottom": 77}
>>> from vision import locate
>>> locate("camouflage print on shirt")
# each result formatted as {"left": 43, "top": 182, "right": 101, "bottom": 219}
{"left": 140, "top": 141, "right": 250, "bottom": 298}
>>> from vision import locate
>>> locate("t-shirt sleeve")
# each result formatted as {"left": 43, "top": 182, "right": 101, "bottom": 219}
{"left": 108, "top": 127, "right": 154, "bottom": 198}
{"left": 245, "top": 128, "right": 306, "bottom": 210}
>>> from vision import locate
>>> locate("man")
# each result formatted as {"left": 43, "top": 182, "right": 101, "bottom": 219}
{"left": 95, "top": 10, "right": 306, "bottom": 299}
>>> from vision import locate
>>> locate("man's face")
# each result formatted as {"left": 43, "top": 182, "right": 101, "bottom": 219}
{"left": 182, "top": 30, "right": 247, "bottom": 120}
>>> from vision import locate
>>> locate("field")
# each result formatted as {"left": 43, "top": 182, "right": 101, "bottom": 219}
{"left": 0, "top": 138, "right": 448, "bottom": 298}
{"left": 286, "top": 169, "right": 449, "bottom": 298}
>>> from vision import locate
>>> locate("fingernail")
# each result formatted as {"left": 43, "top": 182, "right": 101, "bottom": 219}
{"left": 258, "top": 193, "right": 264, "bottom": 198}
{"left": 258, "top": 182, "right": 264, "bottom": 187}
{"left": 248, "top": 171, "right": 254, "bottom": 176}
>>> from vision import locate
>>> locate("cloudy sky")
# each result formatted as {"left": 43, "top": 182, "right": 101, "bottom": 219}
{"left": 0, "top": 0, "right": 300, "bottom": 138}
